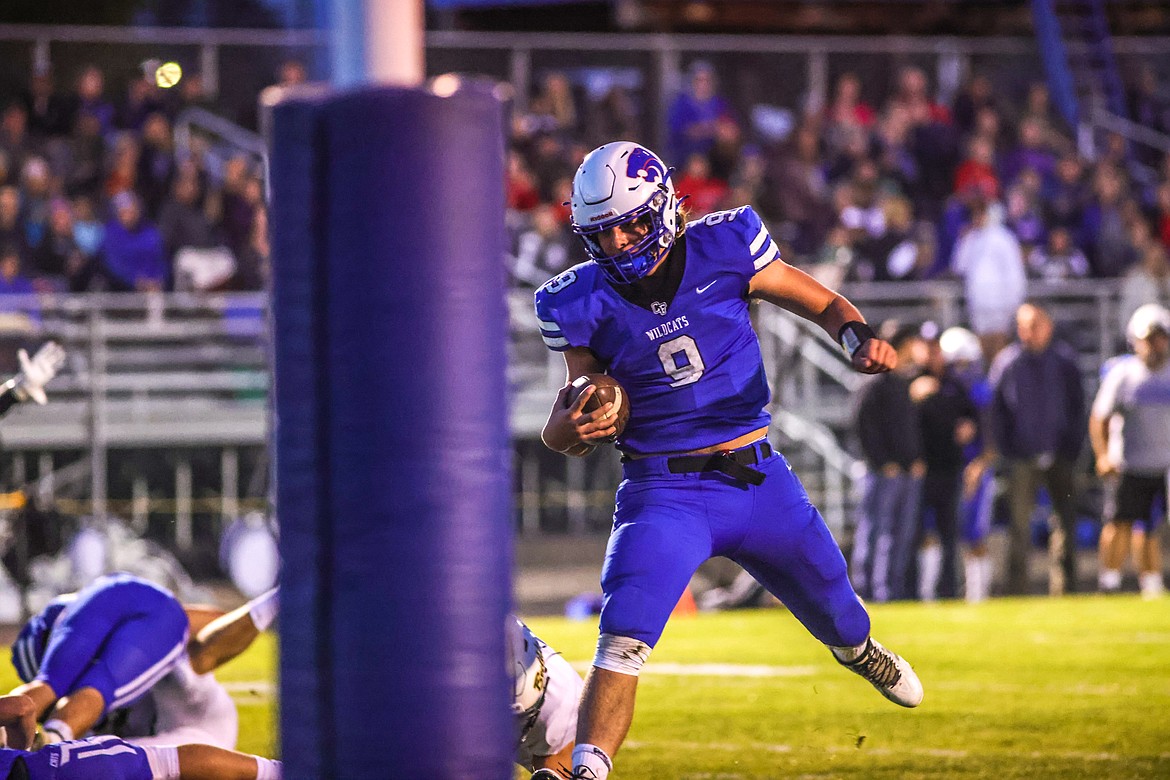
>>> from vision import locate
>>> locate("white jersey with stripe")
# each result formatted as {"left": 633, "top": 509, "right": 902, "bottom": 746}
{"left": 534, "top": 205, "right": 780, "bottom": 454}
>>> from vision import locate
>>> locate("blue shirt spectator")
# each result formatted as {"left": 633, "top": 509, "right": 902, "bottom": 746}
{"left": 0, "top": 244, "right": 41, "bottom": 325}
{"left": 102, "top": 190, "right": 167, "bottom": 291}
{"left": 667, "top": 61, "right": 736, "bottom": 164}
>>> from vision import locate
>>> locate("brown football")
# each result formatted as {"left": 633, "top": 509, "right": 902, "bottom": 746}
{"left": 569, "top": 373, "right": 630, "bottom": 442}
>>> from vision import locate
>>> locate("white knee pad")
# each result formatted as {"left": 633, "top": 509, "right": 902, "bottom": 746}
{"left": 593, "top": 633, "right": 652, "bottom": 676}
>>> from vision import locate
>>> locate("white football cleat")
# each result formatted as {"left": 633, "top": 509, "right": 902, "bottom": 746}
{"left": 837, "top": 637, "right": 923, "bottom": 708}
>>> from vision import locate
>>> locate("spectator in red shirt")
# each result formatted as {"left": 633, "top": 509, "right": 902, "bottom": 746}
{"left": 826, "top": 72, "right": 876, "bottom": 129}
{"left": 674, "top": 152, "right": 728, "bottom": 218}
{"left": 506, "top": 150, "right": 540, "bottom": 213}
{"left": 1154, "top": 180, "right": 1170, "bottom": 250}
{"left": 954, "top": 135, "right": 1000, "bottom": 201}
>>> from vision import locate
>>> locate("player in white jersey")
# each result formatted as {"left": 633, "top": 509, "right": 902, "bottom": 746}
{"left": 510, "top": 617, "right": 584, "bottom": 774}
{"left": 108, "top": 587, "right": 279, "bottom": 750}
{"left": 1090, "top": 304, "right": 1170, "bottom": 598}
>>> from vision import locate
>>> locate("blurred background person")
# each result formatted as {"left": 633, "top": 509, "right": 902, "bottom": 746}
{"left": 851, "top": 324, "right": 926, "bottom": 602}
{"left": 1090, "top": 304, "right": 1170, "bottom": 598}
{"left": 989, "top": 302, "right": 1085, "bottom": 595}
{"left": 951, "top": 183, "right": 1027, "bottom": 363}
{"left": 101, "top": 190, "right": 167, "bottom": 292}
{"left": 938, "top": 326, "right": 997, "bottom": 602}
{"left": 667, "top": 60, "right": 735, "bottom": 166}
{"left": 908, "top": 324, "right": 980, "bottom": 601}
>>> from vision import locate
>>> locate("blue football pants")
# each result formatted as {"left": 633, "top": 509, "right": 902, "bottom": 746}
{"left": 600, "top": 448, "right": 871, "bottom": 648}
{"left": 35, "top": 573, "right": 189, "bottom": 714}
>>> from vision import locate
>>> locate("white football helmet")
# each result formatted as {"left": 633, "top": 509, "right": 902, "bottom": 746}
{"left": 1126, "top": 303, "right": 1170, "bottom": 344}
{"left": 570, "top": 141, "right": 682, "bottom": 284}
{"left": 506, "top": 617, "right": 547, "bottom": 739}
{"left": 939, "top": 326, "right": 982, "bottom": 366}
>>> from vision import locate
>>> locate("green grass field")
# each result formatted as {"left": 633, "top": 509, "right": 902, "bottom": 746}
{"left": 4, "top": 595, "right": 1168, "bottom": 778}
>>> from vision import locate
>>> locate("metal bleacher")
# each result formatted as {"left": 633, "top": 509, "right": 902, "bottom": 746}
{"left": 0, "top": 293, "right": 268, "bottom": 553}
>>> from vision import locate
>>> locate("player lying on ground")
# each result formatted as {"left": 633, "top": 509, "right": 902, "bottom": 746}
{"left": 0, "top": 693, "right": 281, "bottom": 780}
{"left": 535, "top": 141, "right": 922, "bottom": 780}
{"left": 102, "top": 586, "right": 279, "bottom": 749}
{"left": 10, "top": 573, "right": 277, "bottom": 750}
{"left": 511, "top": 616, "right": 583, "bottom": 774}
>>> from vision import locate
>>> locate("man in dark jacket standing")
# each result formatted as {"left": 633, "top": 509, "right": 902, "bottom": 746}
{"left": 851, "top": 326, "right": 926, "bottom": 602}
{"left": 989, "top": 302, "right": 1086, "bottom": 595}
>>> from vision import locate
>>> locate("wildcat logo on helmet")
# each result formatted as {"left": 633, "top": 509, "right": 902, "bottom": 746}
{"left": 626, "top": 147, "right": 666, "bottom": 184}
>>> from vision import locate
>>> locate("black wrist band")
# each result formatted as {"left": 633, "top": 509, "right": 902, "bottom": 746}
{"left": 838, "top": 321, "right": 876, "bottom": 359}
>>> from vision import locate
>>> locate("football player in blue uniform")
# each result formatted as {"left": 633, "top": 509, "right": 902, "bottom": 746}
{"left": 535, "top": 141, "right": 923, "bottom": 780}
{"left": 9, "top": 573, "right": 192, "bottom": 747}
{"left": 0, "top": 692, "right": 281, "bottom": 779}
{"left": 938, "top": 326, "right": 997, "bottom": 603}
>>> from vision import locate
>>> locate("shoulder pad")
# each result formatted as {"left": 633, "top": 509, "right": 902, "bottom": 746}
{"left": 686, "top": 205, "right": 781, "bottom": 274}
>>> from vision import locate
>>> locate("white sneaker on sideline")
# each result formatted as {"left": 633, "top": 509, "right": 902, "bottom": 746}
{"left": 836, "top": 638, "right": 924, "bottom": 708}
{"left": 1140, "top": 572, "right": 1165, "bottom": 599}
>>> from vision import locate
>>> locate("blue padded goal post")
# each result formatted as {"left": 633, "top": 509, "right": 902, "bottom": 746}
{"left": 268, "top": 83, "right": 513, "bottom": 778}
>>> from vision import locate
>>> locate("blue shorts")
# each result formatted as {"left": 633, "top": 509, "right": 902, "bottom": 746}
{"left": 31, "top": 573, "right": 189, "bottom": 714}
{"left": 13, "top": 737, "right": 153, "bottom": 780}
{"left": 600, "top": 443, "right": 870, "bottom": 648}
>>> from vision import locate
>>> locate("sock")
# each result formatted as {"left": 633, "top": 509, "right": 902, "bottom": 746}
{"left": 918, "top": 546, "right": 942, "bottom": 602}
{"left": 142, "top": 745, "right": 181, "bottom": 780}
{"left": 572, "top": 743, "right": 613, "bottom": 780}
{"left": 1099, "top": 569, "right": 1122, "bottom": 591}
{"left": 41, "top": 719, "right": 72, "bottom": 744}
{"left": 964, "top": 558, "right": 983, "bottom": 603}
{"left": 248, "top": 587, "right": 279, "bottom": 631}
{"left": 829, "top": 638, "right": 869, "bottom": 664}
{"left": 1139, "top": 572, "right": 1165, "bottom": 598}
{"left": 255, "top": 757, "right": 283, "bottom": 780}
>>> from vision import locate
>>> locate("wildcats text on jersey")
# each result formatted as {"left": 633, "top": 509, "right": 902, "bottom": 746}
{"left": 645, "top": 316, "right": 689, "bottom": 341}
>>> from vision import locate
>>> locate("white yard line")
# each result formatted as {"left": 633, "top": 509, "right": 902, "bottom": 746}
{"left": 624, "top": 739, "right": 1170, "bottom": 763}
{"left": 222, "top": 680, "right": 274, "bottom": 697}
{"left": 569, "top": 661, "right": 818, "bottom": 677}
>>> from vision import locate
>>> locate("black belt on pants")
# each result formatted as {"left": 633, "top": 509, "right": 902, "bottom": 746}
{"left": 665, "top": 441, "right": 772, "bottom": 485}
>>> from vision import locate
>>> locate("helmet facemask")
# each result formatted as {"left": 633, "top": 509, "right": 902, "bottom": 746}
{"left": 570, "top": 142, "right": 681, "bottom": 285}
{"left": 575, "top": 191, "right": 676, "bottom": 284}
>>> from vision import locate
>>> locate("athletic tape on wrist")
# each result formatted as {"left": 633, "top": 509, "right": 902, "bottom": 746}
{"left": 838, "top": 321, "right": 876, "bottom": 359}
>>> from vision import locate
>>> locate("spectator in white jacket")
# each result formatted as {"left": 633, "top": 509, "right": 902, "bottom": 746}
{"left": 952, "top": 186, "right": 1028, "bottom": 363}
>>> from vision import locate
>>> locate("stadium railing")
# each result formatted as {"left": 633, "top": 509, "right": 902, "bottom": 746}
{"left": 0, "top": 292, "right": 268, "bottom": 551}
{"left": 0, "top": 280, "right": 1128, "bottom": 545}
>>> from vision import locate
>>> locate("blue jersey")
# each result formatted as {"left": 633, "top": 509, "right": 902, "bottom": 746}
{"left": 11, "top": 595, "right": 74, "bottom": 682}
{"left": 7, "top": 737, "right": 155, "bottom": 779}
{"left": 535, "top": 205, "right": 781, "bottom": 454}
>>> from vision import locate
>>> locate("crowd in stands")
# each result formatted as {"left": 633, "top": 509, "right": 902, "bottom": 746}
{"left": 506, "top": 61, "right": 1170, "bottom": 359}
{"left": 0, "top": 61, "right": 280, "bottom": 301}
{"left": 3, "top": 52, "right": 1169, "bottom": 340}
